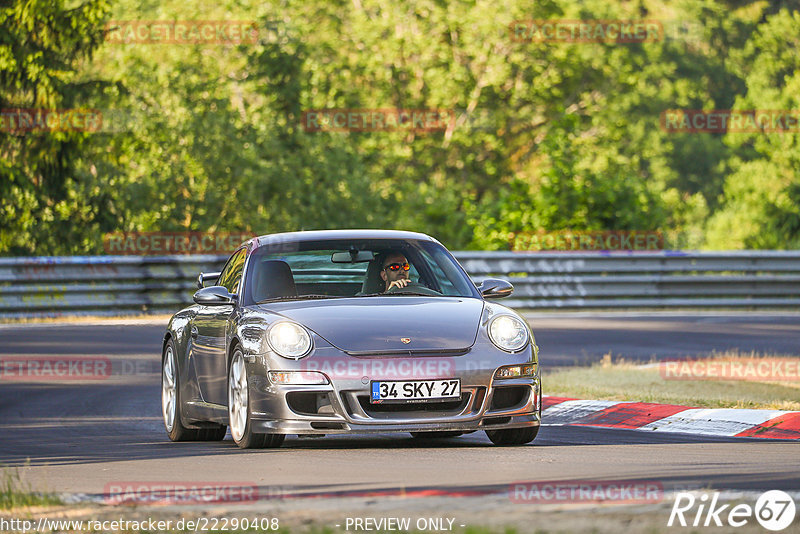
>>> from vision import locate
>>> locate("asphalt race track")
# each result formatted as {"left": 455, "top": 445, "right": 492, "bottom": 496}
{"left": 0, "top": 314, "right": 798, "bottom": 530}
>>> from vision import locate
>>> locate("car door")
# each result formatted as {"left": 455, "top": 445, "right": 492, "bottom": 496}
{"left": 193, "top": 247, "right": 246, "bottom": 406}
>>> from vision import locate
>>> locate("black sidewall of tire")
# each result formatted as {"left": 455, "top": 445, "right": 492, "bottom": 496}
{"left": 485, "top": 425, "right": 539, "bottom": 446}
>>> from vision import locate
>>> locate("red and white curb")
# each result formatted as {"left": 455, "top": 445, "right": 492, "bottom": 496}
{"left": 542, "top": 397, "right": 800, "bottom": 439}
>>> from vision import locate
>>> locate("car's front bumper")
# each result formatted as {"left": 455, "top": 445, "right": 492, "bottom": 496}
{"left": 244, "top": 346, "right": 541, "bottom": 435}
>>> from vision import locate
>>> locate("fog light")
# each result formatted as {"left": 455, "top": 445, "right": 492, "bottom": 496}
{"left": 268, "top": 371, "right": 329, "bottom": 385}
{"left": 494, "top": 364, "right": 537, "bottom": 379}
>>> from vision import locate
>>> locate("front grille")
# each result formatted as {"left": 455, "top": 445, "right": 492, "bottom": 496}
{"left": 286, "top": 392, "right": 334, "bottom": 416}
{"left": 490, "top": 386, "right": 529, "bottom": 411}
{"left": 357, "top": 394, "right": 469, "bottom": 414}
{"left": 339, "top": 389, "right": 479, "bottom": 420}
{"left": 310, "top": 422, "right": 346, "bottom": 430}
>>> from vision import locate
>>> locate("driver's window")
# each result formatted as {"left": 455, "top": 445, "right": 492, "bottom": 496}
{"left": 416, "top": 247, "right": 457, "bottom": 295}
{"left": 401, "top": 254, "right": 420, "bottom": 283}
{"left": 218, "top": 248, "right": 246, "bottom": 294}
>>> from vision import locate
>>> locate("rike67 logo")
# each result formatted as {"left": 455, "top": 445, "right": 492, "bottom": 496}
{"left": 669, "top": 490, "right": 796, "bottom": 531}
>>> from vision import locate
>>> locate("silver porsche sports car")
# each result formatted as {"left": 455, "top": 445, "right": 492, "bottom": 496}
{"left": 161, "top": 230, "right": 541, "bottom": 448}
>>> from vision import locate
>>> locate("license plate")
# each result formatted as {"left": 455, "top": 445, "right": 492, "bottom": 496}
{"left": 370, "top": 379, "right": 461, "bottom": 404}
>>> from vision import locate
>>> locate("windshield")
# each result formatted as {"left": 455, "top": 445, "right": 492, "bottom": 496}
{"left": 241, "top": 238, "right": 480, "bottom": 304}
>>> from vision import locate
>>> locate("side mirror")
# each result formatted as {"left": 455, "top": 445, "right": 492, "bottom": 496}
{"left": 478, "top": 278, "right": 514, "bottom": 299}
{"left": 193, "top": 286, "right": 236, "bottom": 306}
{"left": 197, "top": 271, "right": 221, "bottom": 289}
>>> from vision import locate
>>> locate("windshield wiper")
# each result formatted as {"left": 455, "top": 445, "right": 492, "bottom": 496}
{"left": 255, "top": 294, "right": 343, "bottom": 304}
{"left": 382, "top": 291, "right": 439, "bottom": 297}
{"left": 355, "top": 291, "right": 439, "bottom": 297}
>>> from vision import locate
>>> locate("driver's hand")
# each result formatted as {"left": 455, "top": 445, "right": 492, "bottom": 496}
{"left": 387, "top": 279, "right": 410, "bottom": 291}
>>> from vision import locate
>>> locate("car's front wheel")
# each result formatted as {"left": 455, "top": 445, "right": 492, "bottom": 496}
{"left": 228, "top": 348, "right": 285, "bottom": 449}
{"left": 485, "top": 426, "right": 539, "bottom": 446}
{"left": 162, "top": 340, "right": 226, "bottom": 441}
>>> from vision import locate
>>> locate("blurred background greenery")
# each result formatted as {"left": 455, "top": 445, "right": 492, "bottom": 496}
{"left": 1, "top": 0, "right": 798, "bottom": 255}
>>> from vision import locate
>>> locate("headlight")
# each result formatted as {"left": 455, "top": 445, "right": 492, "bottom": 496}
{"left": 488, "top": 315, "right": 529, "bottom": 352}
{"left": 267, "top": 321, "right": 312, "bottom": 359}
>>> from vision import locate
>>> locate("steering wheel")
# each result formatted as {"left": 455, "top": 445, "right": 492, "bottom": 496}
{"left": 387, "top": 281, "right": 442, "bottom": 296}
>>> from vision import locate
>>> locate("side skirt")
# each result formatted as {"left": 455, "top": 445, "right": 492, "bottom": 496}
{"left": 185, "top": 400, "right": 229, "bottom": 425}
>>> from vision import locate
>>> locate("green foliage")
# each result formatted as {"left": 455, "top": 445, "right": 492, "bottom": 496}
{"left": 706, "top": 9, "right": 800, "bottom": 249}
{"left": 0, "top": 0, "right": 113, "bottom": 255}
{"left": 1, "top": 0, "right": 798, "bottom": 254}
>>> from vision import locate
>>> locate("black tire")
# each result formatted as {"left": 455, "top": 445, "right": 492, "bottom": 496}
{"left": 236, "top": 428, "right": 285, "bottom": 449}
{"left": 196, "top": 425, "right": 227, "bottom": 441}
{"left": 228, "top": 348, "right": 285, "bottom": 449}
{"left": 485, "top": 425, "right": 539, "bottom": 446}
{"left": 409, "top": 431, "right": 463, "bottom": 439}
{"left": 163, "top": 339, "right": 227, "bottom": 442}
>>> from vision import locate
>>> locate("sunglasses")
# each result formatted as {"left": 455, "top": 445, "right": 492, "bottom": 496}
{"left": 383, "top": 262, "right": 410, "bottom": 272}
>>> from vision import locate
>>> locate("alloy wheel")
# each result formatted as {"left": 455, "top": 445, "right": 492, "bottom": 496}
{"left": 161, "top": 346, "right": 176, "bottom": 432}
{"left": 228, "top": 351, "right": 248, "bottom": 442}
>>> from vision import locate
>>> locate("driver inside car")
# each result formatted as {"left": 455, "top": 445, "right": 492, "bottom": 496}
{"left": 378, "top": 251, "right": 412, "bottom": 292}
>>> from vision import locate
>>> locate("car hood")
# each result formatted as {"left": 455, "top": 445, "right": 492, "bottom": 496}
{"left": 257, "top": 297, "right": 484, "bottom": 354}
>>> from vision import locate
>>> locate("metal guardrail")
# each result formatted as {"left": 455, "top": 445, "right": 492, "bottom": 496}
{"left": 457, "top": 251, "right": 800, "bottom": 309}
{"left": 0, "top": 255, "right": 226, "bottom": 319}
{"left": 0, "top": 251, "right": 798, "bottom": 318}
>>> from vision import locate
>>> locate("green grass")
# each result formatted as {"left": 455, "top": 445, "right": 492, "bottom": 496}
{"left": 543, "top": 352, "right": 800, "bottom": 411}
{"left": 0, "top": 465, "right": 62, "bottom": 510}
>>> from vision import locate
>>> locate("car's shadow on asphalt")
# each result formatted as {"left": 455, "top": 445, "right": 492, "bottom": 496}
{"left": 81, "top": 470, "right": 800, "bottom": 504}
{"left": 0, "top": 425, "right": 788, "bottom": 468}
{"left": 0, "top": 384, "right": 790, "bottom": 467}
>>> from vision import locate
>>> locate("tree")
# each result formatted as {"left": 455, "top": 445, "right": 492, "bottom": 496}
{"left": 706, "top": 9, "right": 800, "bottom": 248}
{"left": 0, "top": 0, "right": 112, "bottom": 254}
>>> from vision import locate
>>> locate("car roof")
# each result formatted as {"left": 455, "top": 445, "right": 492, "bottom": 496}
{"left": 252, "top": 229, "right": 439, "bottom": 248}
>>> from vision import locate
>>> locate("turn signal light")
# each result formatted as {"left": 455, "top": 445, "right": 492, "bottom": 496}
{"left": 494, "top": 364, "right": 537, "bottom": 379}
{"left": 268, "top": 371, "right": 329, "bottom": 385}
